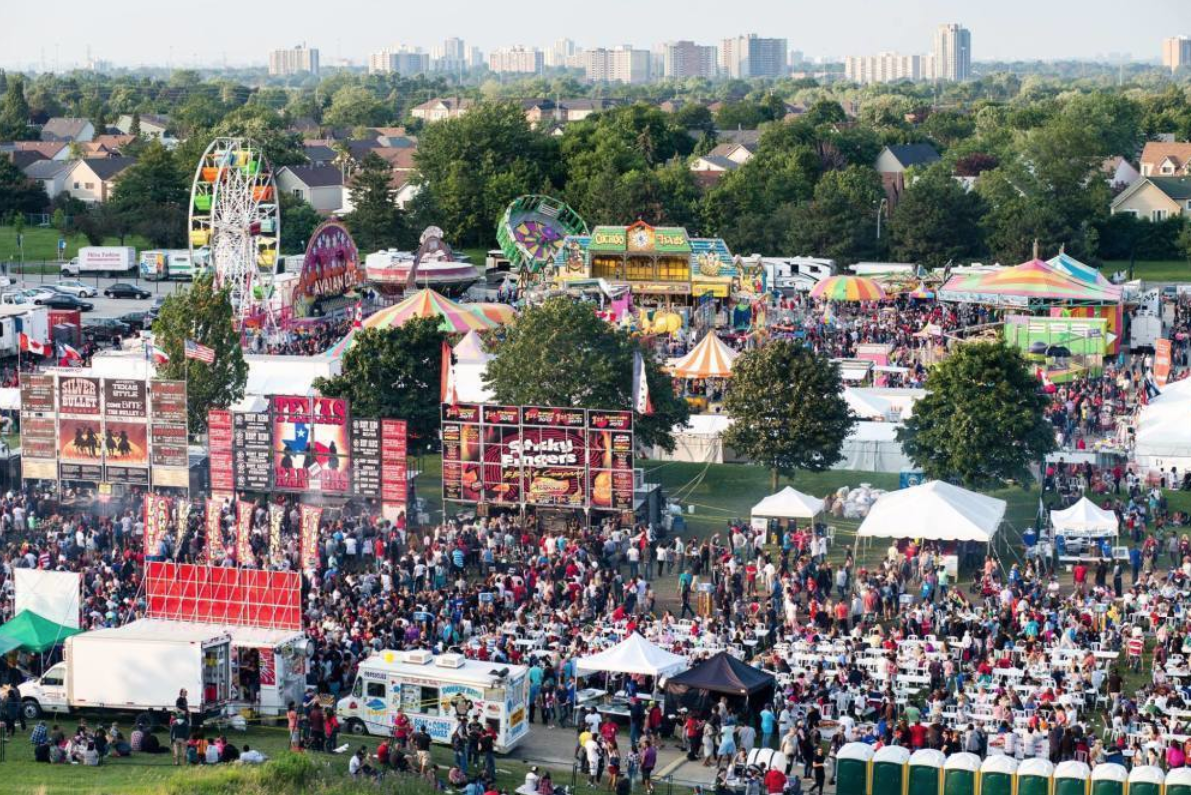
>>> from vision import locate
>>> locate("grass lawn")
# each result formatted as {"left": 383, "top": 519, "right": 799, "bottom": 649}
{"left": 0, "top": 225, "right": 150, "bottom": 266}
{"left": 1103, "top": 259, "right": 1191, "bottom": 283}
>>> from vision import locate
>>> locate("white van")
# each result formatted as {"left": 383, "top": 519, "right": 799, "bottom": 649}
{"left": 337, "top": 650, "right": 529, "bottom": 752}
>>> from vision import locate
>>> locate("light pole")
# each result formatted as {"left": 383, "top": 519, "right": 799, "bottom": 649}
{"left": 875, "top": 198, "right": 888, "bottom": 240}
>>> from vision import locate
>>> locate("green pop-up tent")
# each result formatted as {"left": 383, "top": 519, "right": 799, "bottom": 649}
{"left": 0, "top": 610, "right": 82, "bottom": 654}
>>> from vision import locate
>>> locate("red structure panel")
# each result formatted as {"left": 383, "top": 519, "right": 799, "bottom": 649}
{"left": 145, "top": 561, "right": 301, "bottom": 631}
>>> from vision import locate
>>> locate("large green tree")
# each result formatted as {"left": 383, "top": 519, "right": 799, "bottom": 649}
{"left": 785, "top": 165, "right": 886, "bottom": 264}
{"left": 108, "top": 139, "right": 189, "bottom": 247}
{"left": 313, "top": 318, "right": 445, "bottom": 450}
{"left": 152, "top": 275, "right": 248, "bottom": 434}
{"left": 483, "top": 298, "right": 689, "bottom": 451}
{"left": 897, "top": 342, "right": 1055, "bottom": 488}
{"left": 344, "top": 152, "right": 408, "bottom": 253}
{"left": 279, "top": 192, "right": 322, "bottom": 255}
{"left": 722, "top": 341, "right": 856, "bottom": 490}
{"left": 888, "top": 168, "right": 986, "bottom": 267}
{"left": 0, "top": 156, "right": 48, "bottom": 217}
{"left": 411, "top": 102, "right": 560, "bottom": 245}
{"left": 0, "top": 75, "right": 35, "bottom": 140}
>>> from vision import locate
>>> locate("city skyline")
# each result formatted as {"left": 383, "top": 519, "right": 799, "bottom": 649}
{"left": 1, "top": 0, "right": 1188, "bottom": 70}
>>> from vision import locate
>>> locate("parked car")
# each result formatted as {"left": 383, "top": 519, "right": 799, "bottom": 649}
{"left": 82, "top": 318, "right": 129, "bottom": 342}
{"left": 54, "top": 280, "right": 98, "bottom": 298}
{"left": 40, "top": 293, "right": 94, "bottom": 311}
{"left": 21, "top": 287, "right": 57, "bottom": 304}
{"left": 103, "top": 283, "right": 151, "bottom": 300}
{"left": 118, "top": 311, "right": 152, "bottom": 331}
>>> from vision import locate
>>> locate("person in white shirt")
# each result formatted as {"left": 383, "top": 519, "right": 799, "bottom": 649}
{"left": 240, "top": 745, "right": 267, "bottom": 764}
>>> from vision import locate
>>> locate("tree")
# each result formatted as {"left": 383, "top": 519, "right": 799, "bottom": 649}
{"left": 483, "top": 298, "right": 689, "bottom": 451}
{"left": 344, "top": 152, "right": 408, "bottom": 253}
{"left": 107, "top": 139, "right": 189, "bottom": 248}
{"left": 897, "top": 342, "right": 1055, "bottom": 488}
{"left": 313, "top": 318, "right": 445, "bottom": 450}
{"left": 0, "top": 76, "right": 35, "bottom": 140}
{"left": 1180, "top": 220, "right": 1191, "bottom": 265}
{"left": 785, "top": 165, "right": 886, "bottom": 264}
{"left": 279, "top": 192, "right": 322, "bottom": 255}
{"left": 888, "top": 169, "right": 986, "bottom": 268}
{"left": 0, "top": 156, "right": 48, "bottom": 217}
{"left": 152, "top": 275, "right": 248, "bottom": 434}
{"left": 802, "top": 99, "right": 847, "bottom": 127}
{"left": 322, "top": 85, "right": 387, "bottom": 128}
{"left": 721, "top": 340, "right": 856, "bottom": 490}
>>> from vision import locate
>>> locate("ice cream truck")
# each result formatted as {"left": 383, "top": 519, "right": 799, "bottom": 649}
{"left": 337, "top": 650, "right": 529, "bottom": 752}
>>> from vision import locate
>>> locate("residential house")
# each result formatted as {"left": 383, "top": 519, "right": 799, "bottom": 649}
{"left": 410, "top": 97, "right": 474, "bottom": 123}
{"left": 1110, "top": 176, "right": 1191, "bottom": 221}
{"left": 5, "top": 150, "right": 46, "bottom": 171}
{"left": 875, "top": 142, "right": 941, "bottom": 204}
{"left": 92, "top": 134, "right": 137, "bottom": 154}
{"left": 63, "top": 156, "right": 137, "bottom": 203}
{"left": 557, "top": 98, "right": 620, "bottom": 122}
{"left": 1138, "top": 141, "right": 1191, "bottom": 177}
{"left": 40, "top": 117, "right": 95, "bottom": 143}
{"left": 689, "top": 143, "right": 756, "bottom": 186}
{"left": 12, "top": 141, "right": 70, "bottom": 161}
{"left": 22, "top": 159, "right": 73, "bottom": 200}
{"left": 716, "top": 128, "right": 762, "bottom": 148}
{"left": 371, "top": 127, "right": 417, "bottom": 148}
{"left": 1102, "top": 156, "right": 1140, "bottom": 191}
{"left": 114, "top": 113, "right": 171, "bottom": 138}
{"left": 658, "top": 100, "right": 685, "bottom": 114}
{"left": 275, "top": 165, "right": 345, "bottom": 214}
{"left": 303, "top": 144, "right": 338, "bottom": 167}
{"left": 706, "top": 142, "right": 756, "bottom": 166}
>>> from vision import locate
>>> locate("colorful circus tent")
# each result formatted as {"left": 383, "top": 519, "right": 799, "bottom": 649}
{"left": 1047, "top": 253, "right": 1113, "bottom": 288}
{"left": 670, "top": 333, "right": 738, "bottom": 379}
{"left": 939, "top": 258, "right": 1122, "bottom": 307}
{"left": 323, "top": 289, "right": 502, "bottom": 358}
{"left": 809, "top": 275, "right": 886, "bottom": 302}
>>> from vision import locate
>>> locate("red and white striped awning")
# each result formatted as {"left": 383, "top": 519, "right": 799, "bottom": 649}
{"left": 670, "top": 333, "right": 738, "bottom": 379}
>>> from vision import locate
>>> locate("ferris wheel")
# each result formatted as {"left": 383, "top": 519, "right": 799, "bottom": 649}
{"left": 188, "top": 137, "right": 280, "bottom": 325}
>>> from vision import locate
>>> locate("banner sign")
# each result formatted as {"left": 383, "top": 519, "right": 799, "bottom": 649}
{"left": 272, "top": 396, "right": 351, "bottom": 493}
{"left": 208, "top": 410, "right": 234, "bottom": 493}
{"left": 19, "top": 374, "right": 56, "bottom": 479}
{"left": 1156, "top": 338, "right": 1173, "bottom": 387}
{"left": 442, "top": 403, "right": 634, "bottom": 510}
{"left": 300, "top": 504, "right": 322, "bottom": 570}
{"left": 233, "top": 411, "right": 271, "bottom": 492}
{"left": 381, "top": 419, "right": 408, "bottom": 517}
{"left": 235, "top": 500, "right": 254, "bottom": 563}
{"left": 144, "top": 494, "right": 171, "bottom": 556}
{"left": 144, "top": 561, "right": 301, "bottom": 631}
{"left": 176, "top": 500, "right": 191, "bottom": 545}
{"left": 1004, "top": 315, "right": 1108, "bottom": 385}
{"left": 351, "top": 418, "right": 382, "bottom": 497}
{"left": 269, "top": 504, "right": 284, "bottom": 562}
{"left": 149, "top": 380, "right": 189, "bottom": 487}
{"left": 205, "top": 498, "right": 225, "bottom": 560}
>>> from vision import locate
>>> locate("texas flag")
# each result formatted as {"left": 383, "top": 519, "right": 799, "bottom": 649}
{"left": 18, "top": 333, "right": 46, "bottom": 356}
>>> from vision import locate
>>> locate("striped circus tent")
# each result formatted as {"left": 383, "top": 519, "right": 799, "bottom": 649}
{"left": 671, "top": 333, "right": 738, "bottom": 379}
{"left": 809, "top": 275, "right": 886, "bottom": 302}
{"left": 469, "top": 302, "right": 517, "bottom": 325}
{"left": 362, "top": 289, "right": 499, "bottom": 333}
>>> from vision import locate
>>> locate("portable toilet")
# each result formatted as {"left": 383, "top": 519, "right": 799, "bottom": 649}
{"left": 1127, "top": 766, "right": 1164, "bottom": 795}
{"left": 909, "top": 749, "right": 945, "bottom": 794}
{"left": 981, "top": 753, "right": 1019, "bottom": 795}
{"left": 1018, "top": 758, "right": 1055, "bottom": 795}
{"left": 1090, "top": 763, "right": 1126, "bottom": 795}
{"left": 836, "top": 743, "right": 875, "bottom": 795}
{"left": 943, "top": 752, "right": 981, "bottom": 795}
{"left": 1167, "top": 767, "right": 1191, "bottom": 795}
{"left": 1054, "top": 760, "right": 1091, "bottom": 795}
{"left": 872, "top": 745, "right": 911, "bottom": 795}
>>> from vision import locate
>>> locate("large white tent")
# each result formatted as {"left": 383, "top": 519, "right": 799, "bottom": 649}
{"left": 452, "top": 329, "right": 495, "bottom": 403}
{"left": 751, "top": 487, "right": 824, "bottom": 520}
{"left": 857, "top": 480, "right": 1007, "bottom": 543}
{"left": 574, "top": 632, "right": 688, "bottom": 678}
{"left": 837, "top": 422, "right": 914, "bottom": 473}
{"left": 1050, "top": 497, "right": 1118, "bottom": 537}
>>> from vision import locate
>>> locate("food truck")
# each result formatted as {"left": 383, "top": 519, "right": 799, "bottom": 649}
{"left": 337, "top": 650, "right": 529, "bottom": 752}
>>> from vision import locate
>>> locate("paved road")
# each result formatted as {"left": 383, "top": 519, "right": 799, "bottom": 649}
{"left": 8, "top": 274, "right": 190, "bottom": 319}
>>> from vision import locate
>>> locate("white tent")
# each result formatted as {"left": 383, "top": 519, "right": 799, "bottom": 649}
{"left": 453, "top": 329, "right": 492, "bottom": 364}
{"left": 1051, "top": 497, "right": 1118, "bottom": 537}
{"left": 751, "top": 486, "right": 824, "bottom": 520}
{"left": 244, "top": 355, "right": 343, "bottom": 396}
{"left": 452, "top": 330, "right": 495, "bottom": 403}
{"left": 837, "top": 422, "right": 914, "bottom": 473}
{"left": 857, "top": 480, "right": 1007, "bottom": 543}
{"left": 574, "top": 632, "right": 688, "bottom": 678}
{"left": 842, "top": 388, "right": 925, "bottom": 422}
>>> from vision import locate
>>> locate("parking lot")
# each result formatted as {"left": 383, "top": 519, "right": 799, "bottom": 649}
{"left": 6, "top": 274, "right": 190, "bottom": 319}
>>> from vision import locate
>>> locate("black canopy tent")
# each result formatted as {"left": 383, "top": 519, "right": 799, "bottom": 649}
{"left": 663, "top": 652, "right": 775, "bottom": 719}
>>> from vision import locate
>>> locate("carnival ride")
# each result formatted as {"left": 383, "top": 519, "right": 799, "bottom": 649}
{"left": 188, "top": 137, "right": 280, "bottom": 326}
{"left": 363, "top": 227, "right": 479, "bottom": 297}
{"left": 295, "top": 219, "right": 361, "bottom": 317}
{"left": 496, "top": 195, "right": 588, "bottom": 279}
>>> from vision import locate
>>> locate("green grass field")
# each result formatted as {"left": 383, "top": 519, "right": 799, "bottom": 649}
{"left": 0, "top": 225, "right": 150, "bottom": 265}
{"left": 1103, "top": 259, "right": 1191, "bottom": 282}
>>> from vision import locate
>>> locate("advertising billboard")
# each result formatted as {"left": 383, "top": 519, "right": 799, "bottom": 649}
{"left": 19, "top": 374, "right": 56, "bottom": 480}
{"left": 443, "top": 403, "right": 634, "bottom": 511}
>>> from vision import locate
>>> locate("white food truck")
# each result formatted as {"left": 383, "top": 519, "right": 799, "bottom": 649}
{"left": 337, "top": 650, "right": 529, "bottom": 752}
{"left": 19, "top": 619, "right": 232, "bottom": 725}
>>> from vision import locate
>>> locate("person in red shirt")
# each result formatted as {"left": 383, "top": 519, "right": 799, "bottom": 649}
{"left": 764, "top": 766, "right": 787, "bottom": 794}
{"left": 1072, "top": 562, "right": 1088, "bottom": 596}
{"left": 909, "top": 720, "right": 927, "bottom": 749}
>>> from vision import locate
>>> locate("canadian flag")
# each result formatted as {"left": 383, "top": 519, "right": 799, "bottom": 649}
{"left": 352, "top": 301, "right": 363, "bottom": 329}
{"left": 60, "top": 344, "right": 83, "bottom": 363}
{"left": 440, "top": 339, "right": 458, "bottom": 404}
{"left": 18, "top": 333, "right": 46, "bottom": 356}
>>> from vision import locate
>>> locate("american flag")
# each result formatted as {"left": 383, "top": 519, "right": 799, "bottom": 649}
{"left": 184, "top": 339, "right": 215, "bottom": 364}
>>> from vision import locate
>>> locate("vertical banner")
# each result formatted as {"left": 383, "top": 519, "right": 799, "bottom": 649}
{"left": 205, "top": 498, "right": 225, "bottom": 561}
{"left": 19, "top": 374, "right": 57, "bottom": 481}
{"left": 208, "top": 409, "right": 234, "bottom": 494}
{"left": 272, "top": 395, "right": 312, "bottom": 490}
{"left": 236, "top": 500, "right": 254, "bottom": 565}
{"left": 1155, "top": 338, "right": 1173, "bottom": 387}
{"left": 144, "top": 494, "right": 171, "bottom": 557}
{"left": 175, "top": 500, "right": 191, "bottom": 546}
{"left": 299, "top": 505, "right": 323, "bottom": 570}
{"left": 57, "top": 375, "right": 103, "bottom": 483}
{"left": 381, "top": 419, "right": 409, "bottom": 523}
{"left": 269, "top": 504, "right": 284, "bottom": 562}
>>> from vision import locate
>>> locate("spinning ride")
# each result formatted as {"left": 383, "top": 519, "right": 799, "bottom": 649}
{"left": 189, "top": 137, "right": 280, "bottom": 325}
{"left": 496, "top": 195, "right": 587, "bottom": 278}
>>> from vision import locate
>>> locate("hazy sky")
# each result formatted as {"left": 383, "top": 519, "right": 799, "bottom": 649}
{"left": 2, "top": 0, "right": 1189, "bottom": 69}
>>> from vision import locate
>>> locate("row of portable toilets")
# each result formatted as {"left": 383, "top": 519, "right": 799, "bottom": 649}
{"left": 835, "top": 743, "right": 1189, "bottom": 795}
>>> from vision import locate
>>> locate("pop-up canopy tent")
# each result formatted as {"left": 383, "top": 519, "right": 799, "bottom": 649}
{"left": 0, "top": 609, "right": 82, "bottom": 655}
{"left": 1051, "top": 497, "right": 1119, "bottom": 537}
{"left": 751, "top": 487, "right": 824, "bottom": 520}
{"left": 856, "top": 480, "right": 1007, "bottom": 543}
{"left": 670, "top": 333, "right": 738, "bottom": 380}
{"left": 574, "top": 632, "right": 688, "bottom": 678}
{"left": 663, "top": 651, "right": 775, "bottom": 717}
